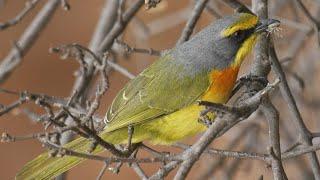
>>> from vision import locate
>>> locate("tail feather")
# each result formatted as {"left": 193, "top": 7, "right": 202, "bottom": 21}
{"left": 16, "top": 126, "right": 139, "bottom": 180}
{"left": 16, "top": 135, "right": 104, "bottom": 180}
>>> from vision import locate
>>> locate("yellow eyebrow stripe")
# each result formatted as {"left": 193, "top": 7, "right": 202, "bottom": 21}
{"left": 221, "top": 13, "right": 258, "bottom": 37}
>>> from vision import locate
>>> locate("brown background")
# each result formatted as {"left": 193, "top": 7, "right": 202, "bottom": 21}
{"left": 0, "top": 0, "right": 319, "bottom": 179}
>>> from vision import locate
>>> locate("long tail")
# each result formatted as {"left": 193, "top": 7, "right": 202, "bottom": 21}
{"left": 16, "top": 133, "right": 106, "bottom": 180}
{"left": 16, "top": 125, "right": 139, "bottom": 180}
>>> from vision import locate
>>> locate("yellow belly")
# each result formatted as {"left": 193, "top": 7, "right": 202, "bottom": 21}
{"left": 102, "top": 67, "right": 240, "bottom": 145}
{"left": 102, "top": 104, "right": 205, "bottom": 145}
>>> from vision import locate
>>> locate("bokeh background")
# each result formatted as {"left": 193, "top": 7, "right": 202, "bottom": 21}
{"left": 1, "top": 0, "right": 320, "bottom": 179}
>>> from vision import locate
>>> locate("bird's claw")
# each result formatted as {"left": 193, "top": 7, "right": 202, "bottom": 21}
{"left": 198, "top": 115, "right": 214, "bottom": 127}
{"left": 239, "top": 75, "right": 269, "bottom": 87}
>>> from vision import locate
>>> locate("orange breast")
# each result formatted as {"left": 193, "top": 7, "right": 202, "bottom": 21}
{"left": 201, "top": 66, "right": 240, "bottom": 103}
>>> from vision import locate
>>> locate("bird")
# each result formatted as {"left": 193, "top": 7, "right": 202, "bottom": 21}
{"left": 16, "top": 13, "right": 280, "bottom": 179}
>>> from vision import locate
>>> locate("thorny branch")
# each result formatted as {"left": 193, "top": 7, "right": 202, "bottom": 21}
{"left": 1, "top": 0, "right": 320, "bottom": 180}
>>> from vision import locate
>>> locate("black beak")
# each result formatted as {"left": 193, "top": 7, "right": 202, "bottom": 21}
{"left": 255, "top": 19, "right": 280, "bottom": 33}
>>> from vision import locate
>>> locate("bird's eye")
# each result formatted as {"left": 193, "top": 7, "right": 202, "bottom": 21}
{"left": 230, "top": 30, "right": 247, "bottom": 41}
{"left": 233, "top": 31, "right": 239, "bottom": 37}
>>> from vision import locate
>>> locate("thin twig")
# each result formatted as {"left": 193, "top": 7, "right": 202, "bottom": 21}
{"left": 114, "top": 39, "right": 161, "bottom": 56}
{"left": 40, "top": 139, "right": 179, "bottom": 163}
{"left": 96, "top": 162, "right": 109, "bottom": 180}
{"left": 97, "top": 0, "right": 145, "bottom": 54}
{"left": 220, "top": 0, "right": 253, "bottom": 14}
{"left": 0, "top": 0, "right": 40, "bottom": 30}
{"left": 174, "top": 143, "right": 269, "bottom": 162}
{"left": 269, "top": 42, "right": 320, "bottom": 179}
{"left": 131, "top": 163, "right": 148, "bottom": 180}
{"left": 0, "top": 0, "right": 60, "bottom": 84}
{"left": 294, "top": 0, "right": 320, "bottom": 45}
{"left": 176, "top": 0, "right": 210, "bottom": 45}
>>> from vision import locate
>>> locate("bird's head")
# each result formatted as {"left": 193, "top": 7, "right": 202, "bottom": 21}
{"left": 211, "top": 13, "right": 280, "bottom": 67}
{"left": 174, "top": 13, "right": 280, "bottom": 71}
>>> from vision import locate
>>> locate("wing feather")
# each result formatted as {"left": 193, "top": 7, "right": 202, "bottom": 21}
{"left": 105, "top": 53, "right": 210, "bottom": 132}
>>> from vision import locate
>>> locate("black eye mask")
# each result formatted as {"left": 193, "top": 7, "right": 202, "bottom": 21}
{"left": 229, "top": 27, "right": 255, "bottom": 43}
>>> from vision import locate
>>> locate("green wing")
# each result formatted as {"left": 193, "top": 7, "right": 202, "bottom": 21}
{"left": 16, "top": 52, "right": 211, "bottom": 180}
{"left": 105, "top": 52, "right": 210, "bottom": 132}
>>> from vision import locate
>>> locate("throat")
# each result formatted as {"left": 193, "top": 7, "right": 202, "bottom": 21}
{"left": 232, "top": 34, "right": 258, "bottom": 68}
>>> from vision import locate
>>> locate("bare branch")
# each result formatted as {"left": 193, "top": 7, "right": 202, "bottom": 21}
{"left": 114, "top": 39, "right": 161, "bottom": 56}
{"left": 220, "top": 0, "right": 253, "bottom": 14}
{"left": 293, "top": 0, "right": 320, "bottom": 45}
{"left": 0, "top": 0, "right": 40, "bottom": 30}
{"left": 0, "top": 0, "right": 60, "bottom": 84}
{"left": 269, "top": 42, "right": 320, "bottom": 179}
{"left": 176, "top": 0, "right": 209, "bottom": 45}
{"left": 40, "top": 138, "right": 179, "bottom": 163}
{"left": 97, "top": 0, "right": 145, "bottom": 54}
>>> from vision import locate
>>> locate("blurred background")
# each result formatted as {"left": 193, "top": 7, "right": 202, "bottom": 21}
{"left": 0, "top": 0, "right": 320, "bottom": 179}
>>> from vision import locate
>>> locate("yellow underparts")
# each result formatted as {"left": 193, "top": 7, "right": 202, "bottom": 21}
{"left": 103, "top": 66, "right": 241, "bottom": 145}
{"left": 102, "top": 104, "right": 207, "bottom": 145}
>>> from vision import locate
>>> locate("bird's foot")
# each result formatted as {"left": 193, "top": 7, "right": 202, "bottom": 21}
{"left": 239, "top": 74, "right": 268, "bottom": 87}
{"left": 198, "top": 115, "right": 214, "bottom": 127}
{"left": 231, "top": 75, "right": 269, "bottom": 97}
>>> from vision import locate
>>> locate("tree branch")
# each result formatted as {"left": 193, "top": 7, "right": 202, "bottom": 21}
{"left": 0, "top": 0, "right": 60, "bottom": 84}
